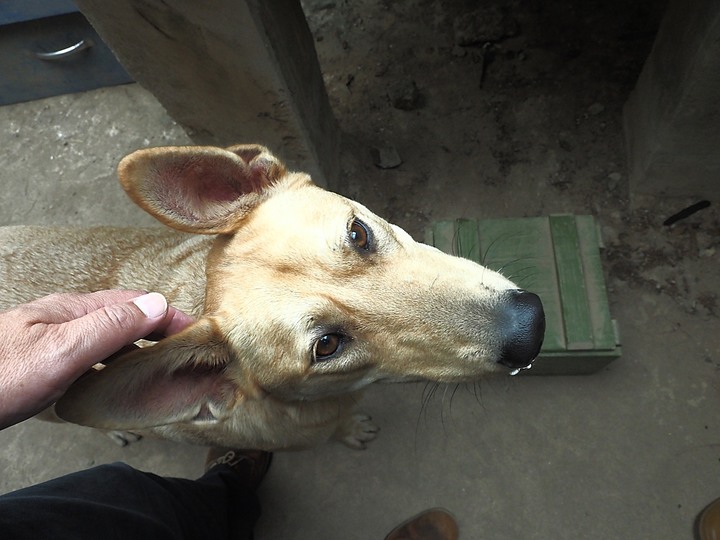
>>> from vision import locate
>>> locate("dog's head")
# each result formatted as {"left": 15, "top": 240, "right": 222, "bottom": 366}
{"left": 56, "top": 145, "right": 544, "bottom": 431}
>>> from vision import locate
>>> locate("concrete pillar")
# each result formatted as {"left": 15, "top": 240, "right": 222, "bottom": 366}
{"left": 623, "top": 0, "right": 720, "bottom": 198}
{"left": 74, "top": 0, "right": 339, "bottom": 187}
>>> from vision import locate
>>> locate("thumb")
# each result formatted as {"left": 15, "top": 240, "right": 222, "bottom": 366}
{"left": 128, "top": 291, "right": 170, "bottom": 320}
{"left": 63, "top": 292, "right": 170, "bottom": 371}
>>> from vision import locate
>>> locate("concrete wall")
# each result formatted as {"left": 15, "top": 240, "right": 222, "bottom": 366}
{"left": 624, "top": 0, "right": 720, "bottom": 198}
{"left": 74, "top": 0, "right": 339, "bottom": 187}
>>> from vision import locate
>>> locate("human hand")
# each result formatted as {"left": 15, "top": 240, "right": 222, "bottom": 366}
{"left": 0, "top": 290, "right": 194, "bottom": 430}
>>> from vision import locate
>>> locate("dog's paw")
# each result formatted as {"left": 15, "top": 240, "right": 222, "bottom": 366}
{"left": 106, "top": 430, "right": 143, "bottom": 447}
{"left": 337, "top": 413, "right": 380, "bottom": 450}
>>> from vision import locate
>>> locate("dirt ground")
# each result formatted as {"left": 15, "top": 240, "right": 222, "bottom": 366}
{"left": 1, "top": 0, "right": 719, "bottom": 539}
{"left": 305, "top": 0, "right": 718, "bottom": 320}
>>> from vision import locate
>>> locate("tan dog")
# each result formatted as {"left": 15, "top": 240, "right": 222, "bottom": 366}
{"left": 0, "top": 144, "right": 544, "bottom": 451}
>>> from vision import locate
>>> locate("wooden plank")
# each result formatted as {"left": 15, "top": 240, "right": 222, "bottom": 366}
{"left": 549, "top": 215, "right": 594, "bottom": 350}
{"left": 576, "top": 216, "right": 617, "bottom": 350}
{"left": 425, "top": 220, "right": 457, "bottom": 255}
{"left": 477, "top": 217, "right": 566, "bottom": 353}
{"left": 455, "top": 219, "right": 481, "bottom": 262}
{"left": 426, "top": 216, "right": 621, "bottom": 375}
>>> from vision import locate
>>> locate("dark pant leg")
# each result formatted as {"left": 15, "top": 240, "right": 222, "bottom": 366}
{"left": 0, "top": 463, "right": 261, "bottom": 540}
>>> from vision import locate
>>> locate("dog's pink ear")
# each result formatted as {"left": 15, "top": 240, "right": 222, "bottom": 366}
{"left": 118, "top": 144, "right": 287, "bottom": 234}
{"left": 55, "top": 319, "right": 241, "bottom": 430}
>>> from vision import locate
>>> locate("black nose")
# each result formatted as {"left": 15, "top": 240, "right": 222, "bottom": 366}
{"left": 497, "top": 290, "right": 545, "bottom": 369}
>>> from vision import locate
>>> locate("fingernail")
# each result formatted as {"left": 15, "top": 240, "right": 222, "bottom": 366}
{"left": 132, "top": 292, "right": 168, "bottom": 319}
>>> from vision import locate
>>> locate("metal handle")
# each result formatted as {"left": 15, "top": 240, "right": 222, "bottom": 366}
{"left": 36, "top": 39, "right": 94, "bottom": 61}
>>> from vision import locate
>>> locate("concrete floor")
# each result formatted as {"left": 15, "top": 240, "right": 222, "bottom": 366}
{"left": 1, "top": 9, "right": 719, "bottom": 536}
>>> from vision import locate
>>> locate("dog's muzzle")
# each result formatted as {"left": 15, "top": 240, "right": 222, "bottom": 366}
{"left": 495, "top": 289, "right": 545, "bottom": 371}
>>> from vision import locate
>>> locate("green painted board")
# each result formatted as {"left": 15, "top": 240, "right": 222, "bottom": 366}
{"left": 549, "top": 215, "right": 594, "bottom": 350}
{"left": 576, "top": 216, "right": 617, "bottom": 351}
{"left": 426, "top": 215, "right": 621, "bottom": 375}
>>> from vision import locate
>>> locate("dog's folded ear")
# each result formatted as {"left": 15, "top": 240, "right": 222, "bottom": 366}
{"left": 55, "top": 318, "right": 240, "bottom": 430}
{"left": 118, "top": 144, "right": 287, "bottom": 234}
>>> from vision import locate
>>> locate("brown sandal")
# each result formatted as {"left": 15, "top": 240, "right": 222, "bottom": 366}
{"left": 696, "top": 497, "right": 720, "bottom": 540}
{"left": 384, "top": 508, "right": 459, "bottom": 540}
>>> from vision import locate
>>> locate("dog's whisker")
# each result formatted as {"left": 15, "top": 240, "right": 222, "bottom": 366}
{"left": 502, "top": 267, "right": 540, "bottom": 286}
{"left": 465, "top": 381, "right": 486, "bottom": 410}
{"left": 481, "top": 233, "right": 509, "bottom": 267}
{"left": 415, "top": 381, "right": 440, "bottom": 452}
{"left": 451, "top": 226, "right": 460, "bottom": 257}
{"left": 449, "top": 384, "right": 460, "bottom": 417}
{"left": 426, "top": 383, "right": 440, "bottom": 414}
{"left": 491, "top": 255, "right": 540, "bottom": 290}
{"left": 418, "top": 382, "right": 436, "bottom": 425}
{"left": 475, "top": 382, "right": 484, "bottom": 408}
{"left": 494, "top": 256, "right": 531, "bottom": 275}
{"left": 505, "top": 265, "right": 539, "bottom": 279}
{"left": 439, "top": 385, "right": 449, "bottom": 436}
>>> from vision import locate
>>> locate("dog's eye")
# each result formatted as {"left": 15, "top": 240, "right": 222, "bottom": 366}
{"left": 349, "top": 219, "right": 371, "bottom": 251}
{"left": 314, "top": 333, "right": 343, "bottom": 361}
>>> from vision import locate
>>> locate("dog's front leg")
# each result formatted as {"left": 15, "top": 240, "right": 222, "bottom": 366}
{"left": 333, "top": 413, "right": 379, "bottom": 450}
